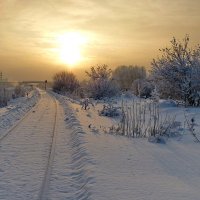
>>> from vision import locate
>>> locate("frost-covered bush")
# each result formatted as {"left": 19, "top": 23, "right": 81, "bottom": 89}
{"left": 0, "top": 85, "right": 31, "bottom": 107}
{"left": 0, "top": 96, "right": 7, "bottom": 107}
{"left": 87, "top": 79, "right": 119, "bottom": 99}
{"left": 53, "top": 71, "right": 79, "bottom": 93}
{"left": 132, "top": 79, "right": 154, "bottom": 98}
{"left": 184, "top": 114, "right": 200, "bottom": 142}
{"left": 151, "top": 35, "right": 200, "bottom": 106}
{"left": 0, "top": 87, "right": 7, "bottom": 107}
{"left": 80, "top": 98, "right": 94, "bottom": 110}
{"left": 86, "top": 65, "right": 119, "bottom": 99}
{"left": 99, "top": 103, "right": 121, "bottom": 117}
{"left": 150, "top": 87, "right": 160, "bottom": 102}
{"left": 14, "top": 85, "right": 25, "bottom": 98}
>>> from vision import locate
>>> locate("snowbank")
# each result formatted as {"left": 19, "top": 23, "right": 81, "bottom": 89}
{"left": 51, "top": 92, "right": 95, "bottom": 199}
{"left": 0, "top": 88, "right": 41, "bottom": 135}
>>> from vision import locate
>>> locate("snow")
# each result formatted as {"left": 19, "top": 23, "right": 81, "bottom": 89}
{"left": 0, "top": 91, "right": 56, "bottom": 199}
{"left": 83, "top": 134, "right": 200, "bottom": 200}
{"left": 0, "top": 88, "right": 41, "bottom": 136}
{"left": 58, "top": 94, "right": 200, "bottom": 200}
{"left": 49, "top": 92, "right": 95, "bottom": 200}
{"left": 1, "top": 90, "right": 200, "bottom": 199}
{"left": 0, "top": 91, "right": 94, "bottom": 200}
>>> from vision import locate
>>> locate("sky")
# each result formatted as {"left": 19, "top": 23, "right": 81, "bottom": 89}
{"left": 0, "top": 0, "right": 200, "bottom": 81}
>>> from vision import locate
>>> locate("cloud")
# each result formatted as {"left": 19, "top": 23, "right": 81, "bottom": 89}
{"left": 0, "top": 0, "right": 200, "bottom": 80}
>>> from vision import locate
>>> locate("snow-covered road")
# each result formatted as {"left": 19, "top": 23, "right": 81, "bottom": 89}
{"left": 0, "top": 91, "right": 67, "bottom": 199}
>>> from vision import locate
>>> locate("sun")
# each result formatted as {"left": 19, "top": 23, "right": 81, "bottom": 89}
{"left": 56, "top": 32, "right": 87, "bottom": 66}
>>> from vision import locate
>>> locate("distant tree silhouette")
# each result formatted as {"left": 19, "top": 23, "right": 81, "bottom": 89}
{"left": 112, "top": 65, "right": 146, "bottom": 90}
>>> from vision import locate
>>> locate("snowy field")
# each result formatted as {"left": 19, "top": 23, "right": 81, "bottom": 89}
{"left": 56, "top": 93, "right": 200, "bottom": 200}
{"left": 1, "top": 90, "right": 200, "bottom": 199}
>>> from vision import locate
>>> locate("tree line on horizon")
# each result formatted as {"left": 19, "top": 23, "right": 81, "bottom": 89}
{"left": 53, "top": 35, "right": 200, "bottom": 107}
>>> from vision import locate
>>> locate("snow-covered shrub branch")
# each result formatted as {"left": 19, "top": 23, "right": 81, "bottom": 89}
{"left": 99, "top": 103, "right": 121, "bottom": 117}
{"left": 184, "top": 113, "right": 200, "bottom": 142}
{"left": 85, "top": 65, "right": 119, "bottom": 99}
{"left": 132, "top": 79, "right": 154, "bottom": 98}
{"left": 151, "top": 35, "right": 200, "bottom": 106}
{"left": 80, "top": 98, "right": 94, "bottom": 110}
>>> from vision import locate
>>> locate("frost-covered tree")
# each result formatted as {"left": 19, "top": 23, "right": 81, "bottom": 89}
{"left": 132, "top": 79, "right": 154, "bottom": 98}
{"left": 85, "top": 65, "right": 119, "bottom": 99}
{"left": 112, "top": 65, "right": 146, "bottom": 90}
{"left": 151, "top": 87, "right": 160, "bottom": 102}
{"left": 151, "top": 35, "right": 200, "bottom": 106}
{"left": 53, "top": 71, "right": 79, "bottom": 93}
{"left": 86, "top": 64, "right": 112, "bottom": 80}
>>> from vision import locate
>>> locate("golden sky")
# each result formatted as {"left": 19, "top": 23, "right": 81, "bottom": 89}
{"left": 0, "top": 0, "right": 200, "bottom": 81}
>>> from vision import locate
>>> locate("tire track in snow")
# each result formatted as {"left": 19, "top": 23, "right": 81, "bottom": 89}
{"left": 0, "top": 92, "right": 58, "bottom": 200}
{"left": 38, "top": 98, "right": 58, "bottom": 200}
{"left": 51, "top": 93, "right": 95, "bottom": 200}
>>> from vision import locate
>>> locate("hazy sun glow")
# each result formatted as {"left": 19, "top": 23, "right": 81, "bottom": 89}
{"left": 56, "top": 32, "right": 87, "bottom": 66}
